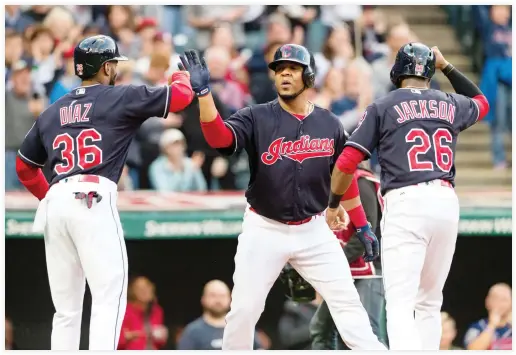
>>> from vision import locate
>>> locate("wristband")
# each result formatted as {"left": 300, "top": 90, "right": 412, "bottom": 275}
{"left": 328, "top": 192, "right": 343, "bottom": 209}
{"left": 196, "top": 86, "right": 211, "bottom": 97}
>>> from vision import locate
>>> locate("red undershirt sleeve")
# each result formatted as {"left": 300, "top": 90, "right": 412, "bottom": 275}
{"left": 16, "top": 156, "right": 49, "bottom": 201}
{"left": 200, "top": 113, "right": 235, "bottom": 148}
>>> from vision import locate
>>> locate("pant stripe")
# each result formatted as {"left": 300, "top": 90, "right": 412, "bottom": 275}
{"left": 109, "top": 192, "right": 126, "bottom": 350}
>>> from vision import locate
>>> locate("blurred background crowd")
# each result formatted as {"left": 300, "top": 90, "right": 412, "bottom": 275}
{"left": 4, "top": 4, "right": 512, "bottom": 350}
{"left": 5, "top": 5, "right": 512, "bottom": 193}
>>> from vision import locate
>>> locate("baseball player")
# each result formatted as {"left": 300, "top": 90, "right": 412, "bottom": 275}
{"left": 178, "top": 44, "right": 386, "bottom": 350}
{"left": 326, "top": 43, "right": 490, "bottom": 350}
{"left": 310, "top": 165, "right": 387, "bottom": 350}
{"left": 15, "top": 35, "right": 194, "bottom": 350}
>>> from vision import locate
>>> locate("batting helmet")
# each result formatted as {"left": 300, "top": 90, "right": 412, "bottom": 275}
{"left": 390, "top": 42, "right": 436, "bottom": 88}
{"left": 268, "top": 44, "right": 316, "bottom": 88}
{"left": 74, "top": 35, "right": 128, "bottom": 79}
{"left": 279, "top": 263, "right": 316, "bottom": 303}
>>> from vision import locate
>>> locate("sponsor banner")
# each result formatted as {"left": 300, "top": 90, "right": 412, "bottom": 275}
{"left": 5, "top": 208, "right": 511, "bottom": 239}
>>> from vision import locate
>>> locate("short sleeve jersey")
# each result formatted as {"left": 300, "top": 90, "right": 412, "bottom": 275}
{"left": 345, "top": 88, "right": 480, "bottom": 194}
{"left": 18, "top": 83, "right": 171, "bottom": 185}
{"left": 217, "top": 99, "right": 347, "bottom": 221}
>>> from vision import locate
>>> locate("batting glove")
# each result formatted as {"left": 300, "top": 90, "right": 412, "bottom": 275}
{"left": 178, "top": 49, "right": 211, "bottom": 97}
{"left": 355, "top": 222, "right": 379, "bottom": 262}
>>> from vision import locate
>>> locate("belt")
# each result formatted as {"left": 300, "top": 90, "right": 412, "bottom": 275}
{"left": 249, "top": 207, "right": 321, "bottom": 225}
{"left": 58, "top": 175, "right": 100, "bottom": 184}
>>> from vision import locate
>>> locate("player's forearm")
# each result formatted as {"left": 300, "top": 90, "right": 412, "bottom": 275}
{"left": 329, "top": 147, "right": 365, "bottom": 208}
{"left": 15, "top": 156, "right": 49, "bottom": 201}
{"left": 442, "top": 64, "right": 483, "bottom": 98}
{"left": 466, "top": 329, "right": 496, "bottom": 350}
{"left": 198, "top": 94, "right": 234, "bottom": 148}
{"left": 442, "top": 64, "right": 490, "bottom": 120}
{"left": 341, "top": 175, "right": 368, "bottom": 228}
{"left": 169, "top": 72, "right": 194, "bottom": 112}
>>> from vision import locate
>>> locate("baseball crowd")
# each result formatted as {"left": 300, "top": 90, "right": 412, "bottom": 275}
{"left": 4, "top": 4, "right": 512, "bottom": 350}
{"left": 5, "top": 5, "right": 512, "bottom": 193}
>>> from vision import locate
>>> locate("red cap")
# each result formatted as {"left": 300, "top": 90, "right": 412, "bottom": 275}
{"left": 136, "top": 17, "right": 157, "bottom": 32}
{"left": 62, "top": 47, "right": 74, "bottom": 59}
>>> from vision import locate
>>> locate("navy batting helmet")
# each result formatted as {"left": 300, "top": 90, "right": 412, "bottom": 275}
{"left": 268, "top": 44, "right": 316, "bottom": 88}
{"left": 279, "top": 263, "right": 316, "bottom": 303}
{"left": 74, "top": 35, "right": 128, "bottom": 79}
{"left": 390, "top": 42, "right": 436, "bottom": 88}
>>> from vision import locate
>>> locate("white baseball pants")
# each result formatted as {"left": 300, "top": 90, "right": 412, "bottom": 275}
{"left": 381, "top": 180, "right": 459, "bottom": 350}
{"left": 40, "top": 175, "right": 127, "bottom": 350}
{"left": 222, "top": 207, "right": 386, "bottom": 350}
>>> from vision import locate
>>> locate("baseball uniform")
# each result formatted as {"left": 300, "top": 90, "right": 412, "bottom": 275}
{"left": 16, "top": 35, "right": 194, "bottom": 350}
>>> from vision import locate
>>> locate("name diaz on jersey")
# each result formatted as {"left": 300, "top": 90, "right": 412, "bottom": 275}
{"left": 261, "top": 135, "right": 335, "bottom": 165}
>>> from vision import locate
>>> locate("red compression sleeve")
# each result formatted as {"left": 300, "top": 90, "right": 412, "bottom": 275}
{"left": 169, "top": 71, "right": 194, "bottom": 113}
{"left": 16, "top": 156, "right": 49, "bottom": 200}
{"left": 336, "top": 146, "right": 366, "bottom": 174}
{"left": 200, "top": 113, "right": 235, "bottom": 148}
{"left": 472, "top": 94, "right": 490, "bottom": 121}
{"left": 342, "top": 174, "right": 368, "bottom": 228}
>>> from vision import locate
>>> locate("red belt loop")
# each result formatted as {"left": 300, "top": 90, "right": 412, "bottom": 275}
{"left": 58, "top": 175, "right": 100, "bottom": 184}
{"left": 249, "top": 207, "right": 319, "bottom": 225}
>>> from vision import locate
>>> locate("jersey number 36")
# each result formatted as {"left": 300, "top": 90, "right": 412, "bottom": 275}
{"left": 52, "top": 128, "right": 103, "bottom": 175}
{"left": 405, "top": 128, "right": 453, "bottom": 172}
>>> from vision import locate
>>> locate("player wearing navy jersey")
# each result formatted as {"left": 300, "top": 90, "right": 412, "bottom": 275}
{"left": 177, "top": 45, "right": 386, "bottom": 350}
{"left": 326, "top": 44, "right": 490, "bottom": 350}
{"left": 15, "top": 35, "right": 194, "bottom": 350}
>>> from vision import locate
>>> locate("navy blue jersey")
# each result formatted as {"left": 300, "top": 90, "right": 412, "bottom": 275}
{"left": 346, "top": 88, "right": 480, "bottom": 194}
{"left": 217, "top": 99, "right": 347, "bottom": 221}
{"left": 18, "top": 83, "right": 171, "bottom": 185}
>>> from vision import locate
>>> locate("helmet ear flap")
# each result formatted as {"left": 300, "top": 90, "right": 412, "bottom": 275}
{"left": 302, "top": 52, "right": 316, "bottom": 88}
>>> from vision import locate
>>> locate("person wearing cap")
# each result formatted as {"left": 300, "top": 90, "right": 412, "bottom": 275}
{"left": 5, "top": 58, "right": 45, "bottom": 191}
{"left": 48, "top": 47, "right": 81, "bottom": 104}
{"left": 149, "top": 129, "right": 207, "bottom": 192}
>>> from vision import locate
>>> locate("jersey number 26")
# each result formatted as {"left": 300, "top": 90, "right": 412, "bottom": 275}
{"left": 405, "top": 128, "right": 453, "bottom": 172}
{"left": 52, "top": 128, "right": 103, "bottom": 175}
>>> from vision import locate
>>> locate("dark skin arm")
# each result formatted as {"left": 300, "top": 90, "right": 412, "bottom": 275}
{"left": 326, "top": 169, "right": 356, "bottom": 227}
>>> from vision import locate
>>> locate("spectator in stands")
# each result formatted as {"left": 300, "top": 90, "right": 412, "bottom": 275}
{"left": 5, "top": 32, "right": 24, "bottom": 83}
{"left": 319, "top": 5, "right": 362, "bottom": 30}
{"left": 357, "top": 6, "right": 388, "bottom": 62}
{"left": 185, "top": 6, "right": 248, "bottom": 53}
{"left": 23, "top": 6, "right": 52, "bottom": 24}
{"left": 149, "top": 129, "right": 207, "bottom": 192}
{"left": 464, "top": 283, "right": 512, "bottom": 350}
{"left": 30, "top": 25, "right": 58, "bottom": 96}
{"left": 248, "top": 40, "right": 284, "bottom": 104}
{"left": 6, "top": 59, "right": 45, "bottom": 191}
{"left": 313, "top": 24, "right": 354, "bottom": 88}
{"left": 204, "top": 46, "right": 250, "bottom": 114}
{"left": 105, "top": 5, "right": 135, "bottom": 42}
{"left": 312, "top": 66, "right": 345, "bottom": 110}
{"left": 5, "top": 5, "right": 34, "bottom": 34}
{"left": 278, "top": 293, "right": 322, "bottom": 349}
{"left": 246, "top": 12, "right": 291, "bottom": 88}
{"left": 440, "top": 312, "right": 462, "bottom": 350}
{"left": 210, "top": 23, "right": 251, "bottom": 94}
{"left": 116, "top": 25, "right": 141, "bottom": 60}
{"left": 476, "top": 5, "right": 512, "bottom": 170}
{"left": 177, "top": 280, "right": 263, "bottom": 350}
{"left": 136, "top": 32, "right": 180, "bottom": 77}
{"left": 42, "top": 6, "right": 76, "bottom": 43}
{"left": 48, "top": 47, "right": 81, "bottom": 104}
{"left": 276, "top": 6, "right": 319, "bottom": 45}
{"left": 118, "top": 276, "right": 168, "bottom": 350}
{"left": 371, "top": 22, "right": 411, "bottom": 99}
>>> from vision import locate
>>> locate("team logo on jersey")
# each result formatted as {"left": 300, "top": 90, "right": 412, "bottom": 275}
{"left": 261, "top": 135, "right": 335, "bottom": 165}
{"left": 76, "top": 64, "right": 84, "bottom": 76}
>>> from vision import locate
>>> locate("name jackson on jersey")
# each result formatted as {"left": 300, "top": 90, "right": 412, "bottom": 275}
{"left": 261, "top": 135, "right": 335, "bottom": 165}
